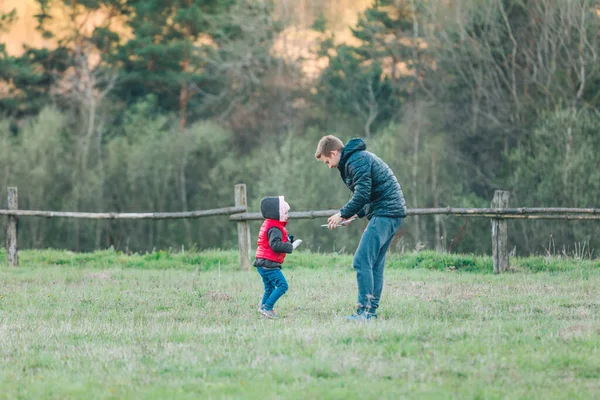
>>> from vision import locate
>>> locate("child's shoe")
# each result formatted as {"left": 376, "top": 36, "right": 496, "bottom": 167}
{"left": 259, "top": 308, "right": 278, "bottom": 319}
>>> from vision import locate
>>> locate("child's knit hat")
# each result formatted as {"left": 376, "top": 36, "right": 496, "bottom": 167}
{"left": 260, "top": 196, "right": 290, "bottom": 222}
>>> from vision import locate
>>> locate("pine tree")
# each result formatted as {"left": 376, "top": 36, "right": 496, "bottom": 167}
{"left": 315, "top": 0, "right": 427, "bottom": 136}
{"left": 1, "top": 8, "right": 71, "bottom": 117}
{"left": 112, "top": 0, "right": 278, "bottom": 129}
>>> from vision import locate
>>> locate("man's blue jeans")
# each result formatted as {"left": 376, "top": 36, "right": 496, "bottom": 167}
{"left": 353, "top": 216, "right": 403, "bottom": 313}
{"left": 256, "top": 267, "right": 289, "bottom": 311}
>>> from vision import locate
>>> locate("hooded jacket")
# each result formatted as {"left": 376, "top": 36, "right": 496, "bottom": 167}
{"left": 338, "top": 138, "right": 407, "bottom": 220}
{"left": 254, "top": 196, "right": 294, "bottom": 269}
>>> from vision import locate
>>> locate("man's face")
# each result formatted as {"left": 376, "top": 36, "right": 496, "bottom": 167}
{"left": 321, "top": 150, "right": 341, "bottom": 169}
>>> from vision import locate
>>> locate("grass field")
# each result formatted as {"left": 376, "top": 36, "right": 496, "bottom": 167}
{"left": 0, "top": 249, "right": 599, "bottom": 399}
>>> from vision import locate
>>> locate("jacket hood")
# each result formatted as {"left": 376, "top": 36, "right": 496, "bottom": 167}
{"left": 338, "top": 138, "right": 367, "bottom": 170}
{"left": 260, "top": 196, "right": 290, "bottom": 222}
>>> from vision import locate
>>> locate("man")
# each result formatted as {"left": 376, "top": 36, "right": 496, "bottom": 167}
{"left": 315, "top": 135, "right": 406, "bottom": 320}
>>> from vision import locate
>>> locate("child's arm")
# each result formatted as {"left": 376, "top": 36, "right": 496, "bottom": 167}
{"left": 267, "top": 227, "right": 294, "bottom": 253}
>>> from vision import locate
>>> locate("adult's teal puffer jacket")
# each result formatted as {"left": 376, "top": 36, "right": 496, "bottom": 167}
{"left": 338, "top": 138, "right": 407, "bottom": 220}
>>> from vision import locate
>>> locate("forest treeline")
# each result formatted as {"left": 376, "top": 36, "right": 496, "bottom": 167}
{"left": 1, "top": 0, "right": 599, "bottom": 256}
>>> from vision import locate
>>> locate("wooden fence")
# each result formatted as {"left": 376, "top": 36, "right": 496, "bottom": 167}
{"left": 3, "top": 185, "right": 599, "bottom": 273}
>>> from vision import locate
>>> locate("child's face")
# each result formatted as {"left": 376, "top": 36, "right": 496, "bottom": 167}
{"left": 280, "top": 199, "right": 290, "bottom": 222}
{"left": 320, "top": 150, "right": 341, "bottom": 169}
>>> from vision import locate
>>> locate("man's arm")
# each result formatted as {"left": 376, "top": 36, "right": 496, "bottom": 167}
{"left": 267, "top": 227, "right": 293, "bottom": 253}
{"left": 357, "top": 205, "right": 368, "bottom": 219}
{"left": 339, "top": 157, "right": 372, "bottom": 219}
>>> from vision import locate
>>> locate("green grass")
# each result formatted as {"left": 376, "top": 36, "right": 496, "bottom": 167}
{"left": 0, "top": 248, "right": 599, "bottom": 399}
{"left": 2, "top": 247, "right": 598, "bottom": 273}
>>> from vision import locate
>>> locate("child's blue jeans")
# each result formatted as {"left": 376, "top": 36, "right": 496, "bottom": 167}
{"left": 256, "top": 267, "right": 289, "bottom": 311}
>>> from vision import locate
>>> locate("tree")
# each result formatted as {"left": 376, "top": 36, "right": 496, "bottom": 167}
{"left": 509, "top": 108, "right": 600, "bottom": 254}
{"left": 0, "top": 8, "right": 18, "bottom": 114}
{"left": 429, "top": 0, "right": 600, "bottom": 195}
{"left": 20, "top": 0, "right": 282, "bottom": 131}
{"left": 109, "top": 0, "right": 280, "bottom": 129}
{"left": 0, "top": 7, "right": 72, "bottom": 118}
{"left": 314, "top": 0, "right": 431, "bottom": 137}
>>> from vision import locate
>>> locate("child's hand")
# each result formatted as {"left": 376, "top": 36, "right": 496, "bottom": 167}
{"left": 292, "top": 239, "right": 303, "bottom": 250}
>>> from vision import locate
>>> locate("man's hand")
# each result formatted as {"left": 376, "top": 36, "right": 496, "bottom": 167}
{"left": 341, "top": 216, "right": 357, "bottom": 226}
{"left": 327, "top": 213, "right": 344, "bottom": 230}
{"left": 292, "top": 239, "right": 303, "bottom": 250}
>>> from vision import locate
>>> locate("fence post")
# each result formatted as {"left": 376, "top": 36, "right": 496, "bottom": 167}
{"left": 491, "top": 190, "right": 510, "bottom": 274}
{"left": 234, "top": 184, "right": 252, "bottom": 271}
{"left": 7, "top": 187, "right": 18, "bottom": 267}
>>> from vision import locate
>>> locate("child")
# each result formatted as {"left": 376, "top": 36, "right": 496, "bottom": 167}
{"left": 254, "top": 196, "right": 302, "bottom": 319}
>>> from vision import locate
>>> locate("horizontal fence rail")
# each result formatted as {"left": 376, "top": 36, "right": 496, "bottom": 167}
{"left": 229, "top": 207, "right": 600, "bottom": 221}
{"left": 0, "top": 206, "right": 247, "bottom": 219}
{"left": 230, "top": 210, "right": 340, "bottom": 221}
{"left": 4, "top": 207, "right": 598, "bottom": 221}
{"left": 2, "top": 185, "right": 249, "bottom": 268}
{"left": 3, "top": 185, "right": 599, "bottom": 273}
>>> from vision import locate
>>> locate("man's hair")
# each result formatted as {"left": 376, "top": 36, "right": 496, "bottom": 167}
{"left": 315, "top": 135, "right": 344, "bottom": 159}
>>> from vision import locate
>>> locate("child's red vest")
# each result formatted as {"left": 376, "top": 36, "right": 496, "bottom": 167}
{"left": 255, "top": 219, "right": 288, "bottom": 264}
